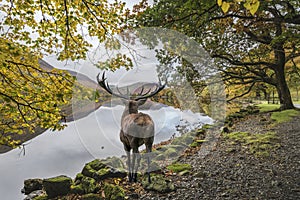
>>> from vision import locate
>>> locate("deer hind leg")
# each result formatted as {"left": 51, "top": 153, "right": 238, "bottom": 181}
{"left": 145, "top": 141, "right": 153, "bottom": 183}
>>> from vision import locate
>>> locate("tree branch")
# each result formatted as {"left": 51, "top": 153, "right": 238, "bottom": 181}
{"left": 227, "top": 82, "right": 256, "bottom": 102}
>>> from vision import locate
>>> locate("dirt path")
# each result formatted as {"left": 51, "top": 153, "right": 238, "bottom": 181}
{"left": 141, "top": 113, "right": 300, "bottom": 199}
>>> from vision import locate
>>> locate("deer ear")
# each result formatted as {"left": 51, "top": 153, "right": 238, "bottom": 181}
{"left": 137, "top": 99, "right": 147, "bottom": 106}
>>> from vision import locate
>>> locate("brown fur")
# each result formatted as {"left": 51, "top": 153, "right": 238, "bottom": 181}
{"left": 120, "top": 100, "right": 154, "bottom": 183}
{"left": 134, "top": 113, "right": 152, "bottom": 126}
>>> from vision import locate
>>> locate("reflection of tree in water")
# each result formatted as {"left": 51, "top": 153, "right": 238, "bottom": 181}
{"left": 154, "top": 48, "right": 210, "bottom": 114}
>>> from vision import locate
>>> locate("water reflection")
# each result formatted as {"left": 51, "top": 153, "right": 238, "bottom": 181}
{"left": 0, "top": 105, "right": 212, "bottom": 200}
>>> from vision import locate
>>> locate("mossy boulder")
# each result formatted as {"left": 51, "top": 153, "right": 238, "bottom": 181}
{"left": 43, "top": 175, "right": 72, "bottom": 198}
{"left": 24, "top": 190, "right": 45, "bottom": 200}
{"left": 195, "top": 128, "right": 206, "bottom": 136}
{"left": 167, "top": 163, "right": 192, "bottom": 173}
{"left": 202, "top": 124, "right": 213, "bottom": 130}
{"left": 170, "top": 134, "right": 194, "bottom": 146}
{"left": 224, "top": 131, "right": 280, "bottom": 157}
{"left": 22, "top": 178, "right": 43, "bottom": 195}
{"left": 154, "top": 144, "right": 186, "bottom": 161}
{"left": 32, "top": 194, "right": 48, "bottom": 200}
{"left": 159, "top": 144, "right": 185, "bottom": 152}
{"left": 101, "top": 156, "right": 125, "bottom": 170}
{"left": 103, "top": 183, "right": 125, "bottom": 200}
{"left": 142, "top": 174, "right": 175, "bottom": 193}
{"left": 164, "top": 147, "right": 178, "bottom": 157}
{"left": 154, "top": 152, "right": 166, "bottom": 161}
{"left": 190, "top": 139, "right": 206, "bottom": 148}
{"left": 82, "top": 159, "right": 126, "bottom": 181}
{"left": 71, "top": 173, "right": 100, "bottom": 195}
{"left": 81, "top": 193, "right": 104, "bottom": 200}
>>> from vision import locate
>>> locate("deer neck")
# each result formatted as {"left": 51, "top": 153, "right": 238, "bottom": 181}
{"left": 121, "top": 103, "right": 138, "bottom": 121}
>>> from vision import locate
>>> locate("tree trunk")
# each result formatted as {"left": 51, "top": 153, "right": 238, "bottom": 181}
{"left": 275, "top": 68, "right": 294, "bottom": 110}
{"left": 272, "top": 22, "right": 294, "bottom": 110}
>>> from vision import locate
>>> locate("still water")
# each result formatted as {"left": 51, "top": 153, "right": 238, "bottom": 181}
{"left": 0, "top": 105, "right": 212, "bottom": 200}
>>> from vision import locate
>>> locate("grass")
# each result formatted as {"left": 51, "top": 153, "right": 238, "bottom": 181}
{"left": 271, "top": 109, "right": 300, "bottom": 124}
{"left": 257, "top": 103, "right": 280, "bottom": 112}
{"left": 293, "top": 100, "right": 300, "bottom": 104}
{"left": 224, "top": 131, "right": 280, "bottom": 157}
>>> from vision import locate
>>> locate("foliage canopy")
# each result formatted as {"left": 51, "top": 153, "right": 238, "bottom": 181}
{"left": 138, "top": 0, "right": 300, "bottom": 110}
{"left": 0, "top": 0, "right": 127, "bottom": 148}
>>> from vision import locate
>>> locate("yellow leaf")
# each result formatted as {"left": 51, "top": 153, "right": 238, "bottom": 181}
{"left": 244, "top": 0, "right": 260, "bottom": 15}
{"left": 244, "top": 1, "right": 251, "bottom": 10}
{"left": 249, "top": 1, "right": 260, "bottom": 15}
{"left": 221, "top": 2, "right": 231, "bottom": 13}
{"left": 217, "top": 0, "right": 223, "bottom": 6}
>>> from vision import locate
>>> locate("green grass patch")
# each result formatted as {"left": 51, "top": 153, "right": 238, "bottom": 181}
{"left": 293, "top": 100, "right": 300, "bottom": 104}
{"left": 257, "top": 103, "right": 280, "bottom": 112}
{"left": 271, "top": 109, "right": 300, "bottom": 124}
{"left": 224, "top": 131, "right": 280, "bottom": 157}
{"left": 166, "top": 163, "right": 192, "bottom": 173}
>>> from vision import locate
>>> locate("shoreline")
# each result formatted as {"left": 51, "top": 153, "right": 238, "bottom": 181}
{"left": 20, "top": 106, "right": 300, "bottom": 199}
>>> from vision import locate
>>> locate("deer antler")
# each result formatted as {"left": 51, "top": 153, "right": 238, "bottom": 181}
{"left": 97, "top": 72, "right": 165, "bottom": 100}
{"left": 97, "top": 72, "right": 130, "bottom": 99}
{"left": 133, "top": 82, "right": 165, "bottom": 100}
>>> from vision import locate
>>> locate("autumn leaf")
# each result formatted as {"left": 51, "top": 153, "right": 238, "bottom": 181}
{"left": 221, "top": 2, "right": 231, "bottom": 13}
{"left": 217, "top": 0, "right": 223, "bottom": 7}
{"left": 244, "top": 0, "right": 260, "bottom": 15}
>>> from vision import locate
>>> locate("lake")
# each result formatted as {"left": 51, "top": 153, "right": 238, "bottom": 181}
{"left": 0, "top": 105, "right": 212, "bottom": 200}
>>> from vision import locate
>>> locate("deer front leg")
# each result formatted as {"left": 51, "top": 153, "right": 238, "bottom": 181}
{"left": 121, "top": 131, "right": 133, "bottom": 182}
{"left": 125, "top": 151, "right": 133, "bottom": 182}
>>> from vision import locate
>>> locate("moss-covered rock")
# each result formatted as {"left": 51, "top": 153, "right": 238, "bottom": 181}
{"left": 81, "top": 193, "right": 104, "bottom": 200}
{"left": 154, "top": 152, "right": 166, "bottom": 161}
{"left": 159, "top": 144, "right": 185, "bottom": 152}
{"left": 190, "top": 139, "right": 207, "bottom": 147}
{"left": 170, "top": 134, "right": 194, "bottom": 146}
{"left": 22, "top": 178, "right": 43, "bottom": 195}
{"left": 166, "top": 163, "right": 192, "bottom": 173}
{"left": 178, "top": 169, "right": 190, "bottom": 176}
{"left": 43, "top": 175, "right": 72, "bottom": 198}
{"left": 101, "top": 156, "right": 125, "bottom": 170}
{"left": 202, "top": 124, "right": 213, "bottom": 130}
{"left": 154, "top": 144, "right": 186, "bottom": 162}
{"left": 24, "top": 190, "right": 45, "bottom": 200}
{"left": 195, "top": 128, "right": 206, "bottom": 136}
{"left": 190, "top": 141, "right": 199, "bottom": 148}
{"left": 142, "top": 174, "right": 175, "bottom": 193}
{"left": 224, "top": 131, "right": 280, "bottom": 157}
{"left": 164, "top": 147, "right": 178, "bottom": 157}
{"left": 103, "top": 183, "right": 125, "bottom": 200}
{"left": 32, "top": 194, "right": 48, "bottom": 200}
{"left": 71, "top": 174, "right": 100, "bottom": 195}
{"left": 82, "top": 159, "right": 126, "bottom": 181}
{"left": 138, "top": 157, "right": 161, "bottom": 174}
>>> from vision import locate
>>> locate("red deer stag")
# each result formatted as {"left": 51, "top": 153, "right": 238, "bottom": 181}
{"left": 97, "top": 72, "right": 165, "bottom": 183}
